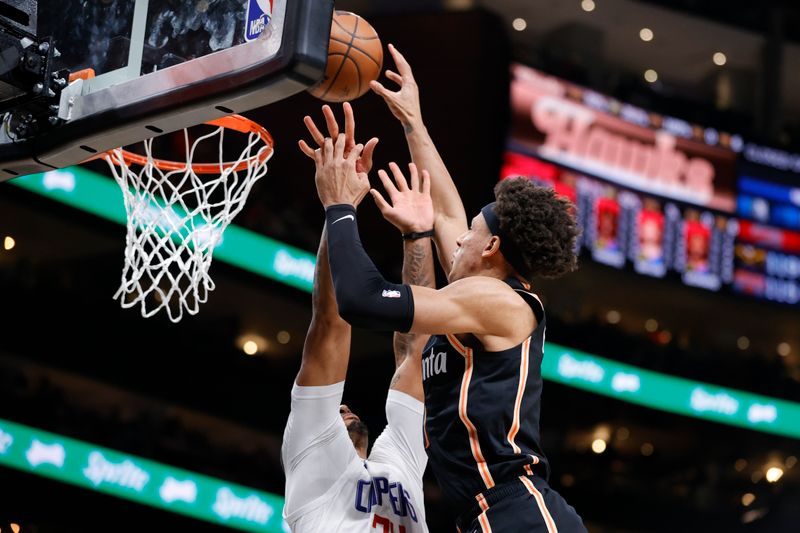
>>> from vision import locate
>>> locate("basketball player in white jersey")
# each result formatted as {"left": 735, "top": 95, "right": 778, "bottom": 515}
{"left": 283, "top": 103, "right": 433, "bottom": 532}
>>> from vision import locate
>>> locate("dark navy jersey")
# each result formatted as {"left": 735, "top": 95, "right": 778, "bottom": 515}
{"left": 421, "top": 277, "right": 549, "bottom": 514}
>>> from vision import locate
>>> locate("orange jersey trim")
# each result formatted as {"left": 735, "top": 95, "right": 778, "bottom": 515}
{"left": 458, "top": 347, "right": 495, "bottom": 489}
{"left": 506, "top": 337, "right": 538, "bottom": 476}
{"left": 520, "top": 476, "right": 558, "bottom": 533}
{"left": 476, "top": 494, "right": 493, "bottom": 532}
{"left": 446, "top": 334, "right": 469, "bottom": 356}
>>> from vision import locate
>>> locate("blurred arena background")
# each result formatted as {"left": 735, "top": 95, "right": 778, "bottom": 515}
{"left": 2, "top": 0, "right": 800, "bottom": 531}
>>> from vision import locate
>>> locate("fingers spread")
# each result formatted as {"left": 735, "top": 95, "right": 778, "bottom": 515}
{"left": 347, "top": 143, "right": 364, "bottom": 163}
{"left": 388, "top": 44, "right": 414, "bottom": 80}
{"left": 389, "top": 161, "right": 409, "bottom": 191}
{"left": 361, "top": 137, "right": 379, "bottom": 168}
{"left": 421, "top": 169, "right": 431, "bottom": 195}
{"left": 370, "top": 189, "right": 392, "bottom": 213}
{"left": 304, "top": 115, "right": 325, "bottom": 147}
{"left": 322, "top": 105, "right": 339, "bottom": 139}
{"left": 377, "top": 169, "right": 399, "bottom": 198}
{"left": 323, "top": 137, "right": 334, "bottom": 163}
{"left": 343, "top": 102, "right": 356, "bottom": 148}
{"left": 385, "top": 70, "right": 403, "bottom": 86}
{"left": 370, "top": 80, "right": 392, "bottom": 98}
{"left": 408, "top": 162, "right": 420, "bottom": 191}
{"left": 334, "top": 133, "right": 346, "bottom": 160}
{"left": 298, "top": 139, "right": 316, "bottom": 159}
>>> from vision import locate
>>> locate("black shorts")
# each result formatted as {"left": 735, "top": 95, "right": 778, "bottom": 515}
{"left": 456, "top": 475, "right": 586, "bottom": 533}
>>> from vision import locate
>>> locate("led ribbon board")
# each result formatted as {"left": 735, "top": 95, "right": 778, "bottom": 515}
{"left": 543, "top": 346, "right": 800, "bottom": 439}
{"left": 7, "top": 170, "right": 800, "bottom": 405}
{"left": 0, "top": 418, "right": 288, "bottom": 532}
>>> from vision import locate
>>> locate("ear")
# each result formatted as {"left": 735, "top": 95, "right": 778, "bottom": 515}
{"left": 482, "top": 235, "right": 501, "bottom": 258}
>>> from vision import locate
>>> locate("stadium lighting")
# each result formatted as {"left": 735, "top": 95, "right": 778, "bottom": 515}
{"left": 277, "top": 330, "right": 291, "bottom": 344}
{"left": 243, "top": 341, "right": 259, "bottom": 355}
{"left": 786, "top": 456, "right": 797, "bottom": 468}
{"left": 581, "top": 0, "right": 595, "bottom": 13}
{"left": 741, "top": 493, "right": 755, "bottom": 506}
{"left": 591, "top": 439, "right": 607, "bottom": 453}
{"left": 10, "top": 525, "right": 20, "bottom": 533}
{"left": 645, "top": 318, "right": 658, "bottom": 332}
{"left": 735, "top": 458, "right": 748, "bottom": 472}
{"left": 766, "top": 466, "right": 784, "bottom": 483}
{"left": 641, "top": 442, "right": 654, "bottom": 456}
{"left": 3, "top": 236, "right": 14, "bottom": 250}
{"left": 639, "top": 28, "right": 654, "bottom": 42}
{"left": 606, "top": 310, "right": 621, "bottom": 324}
{"left": 644, "top": 69, "right": 658, "bottom": 83}
{"left": 238, "top": 334, "right": 268, "bottom": 356}
{"left": 777, "top": 342, "right": 791, "bottom": 357}
{"left": 737, "top": 336, "right": 750, "bottom": 350}
{"left": 713, "top": 52, "right": 727, "bottom": 66}
{"left": 512, "top": 18, "right": 527, "bottom": 31}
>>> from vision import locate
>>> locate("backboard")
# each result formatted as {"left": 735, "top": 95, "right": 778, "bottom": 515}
{"left": 0, "top": 0, "right": 333, "bottom": 180}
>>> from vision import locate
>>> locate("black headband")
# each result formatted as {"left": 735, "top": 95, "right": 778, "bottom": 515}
{"left": 481, "top": 202, "right": 530, "bottom": 278}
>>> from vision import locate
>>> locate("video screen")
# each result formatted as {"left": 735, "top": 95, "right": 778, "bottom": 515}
{"left": 504, "top": 64, "right": 800, "bottom": 308}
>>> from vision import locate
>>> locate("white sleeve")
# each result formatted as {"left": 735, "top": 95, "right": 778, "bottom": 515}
{"left": 281, "top": 381, "right": 358, "bottom": 517}
{"left": 368, "top": 390, "right": 427, "bottom": 482}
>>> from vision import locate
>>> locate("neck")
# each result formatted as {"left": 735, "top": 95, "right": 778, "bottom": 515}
{"left": 356, "top": 447, "right": 367, "bottom": 459}
{"left": 480, "top": 258, "right": 514, "bottom": 281}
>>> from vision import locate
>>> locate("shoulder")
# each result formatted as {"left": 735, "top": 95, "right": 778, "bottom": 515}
{"left": 446, "top": 276, "right": 531, "bottom": 311}
{"left": 448, "top": 276, "right": 534, "bottom": 335}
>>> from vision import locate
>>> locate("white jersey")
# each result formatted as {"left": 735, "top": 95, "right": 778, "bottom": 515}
{"left": 282, "top": 381, "right": 428, "bottom": 533}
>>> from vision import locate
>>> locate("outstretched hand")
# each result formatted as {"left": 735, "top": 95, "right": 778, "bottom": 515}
{"left": 371, "top": 162, "right": 434, "bottom": 234}
{"left": 370, "top": 44, "right": 422, "bottom": 130}
{"left": 299, "top": 102, "right": 378, "bottom": 175}
{"left": 314, "top": 134, "right": 370, "bottom": 208}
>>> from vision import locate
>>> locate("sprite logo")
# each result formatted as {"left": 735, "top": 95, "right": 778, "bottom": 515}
{"left": 83, "top": 451, "right": 149, "bottom": 491}
{"left": 213, "top": 487, "right": 274, "bottom": 524}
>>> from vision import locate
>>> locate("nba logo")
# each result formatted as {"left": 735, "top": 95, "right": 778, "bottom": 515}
{"left": 245, "top": 0, "right": 273, "bottom": 42}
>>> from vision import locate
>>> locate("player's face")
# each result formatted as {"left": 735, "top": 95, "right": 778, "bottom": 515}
{"left": 340, "top": 404, "right": 369, "bottom": 450}
{"left": 339, "top": 404, "right": 361, "bottom": 426}
{"left": 448, "top": 214, "right": 493, "bottom": 282}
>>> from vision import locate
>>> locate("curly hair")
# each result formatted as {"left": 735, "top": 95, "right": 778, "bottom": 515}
{"left": 493, "top": 177, "right": 579, "bottom": 279}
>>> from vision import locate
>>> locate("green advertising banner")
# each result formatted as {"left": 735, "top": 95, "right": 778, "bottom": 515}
{"left": 0, "top": 418, "right": 287, "bottom": 532}
{"left": 8, "top": 167, "right": 800, "bottom": 440}
{"left": 542, "top": 346, "right": 800, "bottom": 440}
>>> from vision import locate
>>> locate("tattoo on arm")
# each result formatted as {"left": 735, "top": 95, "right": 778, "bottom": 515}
{"left": 403, "top": 122, "right": 414, "bottom": 135}
{"left": 393, "top": 238, "right": 434, "bottom": 367}
{"left": 403, "top": 239, "right": 434, "bottom": 288}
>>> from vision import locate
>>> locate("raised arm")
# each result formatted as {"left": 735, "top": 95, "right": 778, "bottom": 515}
{"left": 371, "top": 45, "right": 468, "bottom": 274}
{"left": 314, "top": 148, "right": 533, "bottom": 347}
{"left": 295, "top": 227, "right": 352, "bottom": 386}
{"left": 372, "top": 162, "right": 436, "bottom": 401}
{"left": 294, "top": 104, "right": 377, "bottom": 386}
{"left": 387, "top": 238, "right": 434, "bottom": 401}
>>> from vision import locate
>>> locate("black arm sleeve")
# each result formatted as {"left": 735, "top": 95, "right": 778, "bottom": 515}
{"left": 325, "top": 204, "right": 415, "bottom": 332}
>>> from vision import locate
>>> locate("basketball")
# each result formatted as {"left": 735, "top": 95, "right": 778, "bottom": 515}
{"left": 308, "top": 11, "right": 383, "bottom": 103}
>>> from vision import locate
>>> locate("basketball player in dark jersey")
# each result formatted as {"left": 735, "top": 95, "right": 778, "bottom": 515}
{"left": 304, "top": 48, "right": 586, "bottom": 532}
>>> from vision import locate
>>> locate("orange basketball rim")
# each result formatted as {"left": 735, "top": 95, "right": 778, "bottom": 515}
{"left": 104, "top": 114, "right": 274, "bottom": 174}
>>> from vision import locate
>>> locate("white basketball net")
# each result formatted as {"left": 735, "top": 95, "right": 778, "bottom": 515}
{"left": 104, "top": 123, "right": 272, "bottom": 322}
